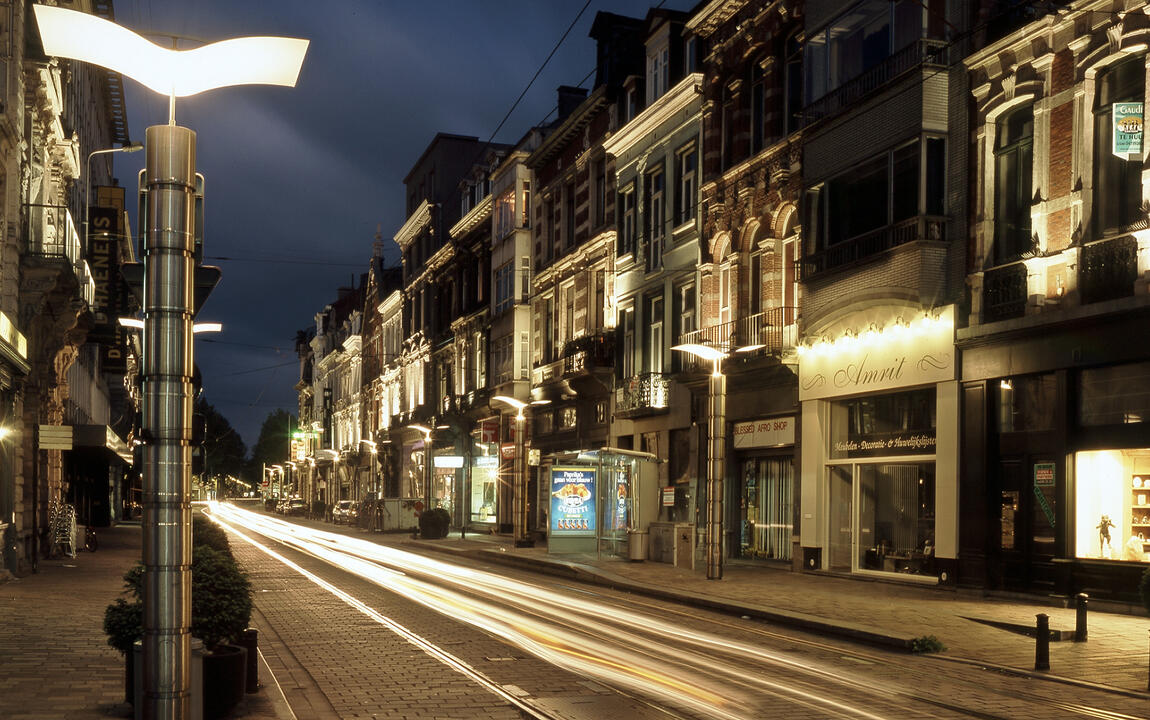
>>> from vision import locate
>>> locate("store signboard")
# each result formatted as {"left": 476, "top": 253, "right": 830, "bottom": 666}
{"left": 799, "top": 305, "right": 955, "bottom": 402}
{"left": 550, "top": 466, "right": 596, "bottom": 536}
{"left": 733, "top": 416, "right": 795, "bottom": 449}
{"left": 834, "top": 430, "right": 935, "bottom": 458}
{"left": 1113, "top": 103, "right": 1144, "bottom": 158}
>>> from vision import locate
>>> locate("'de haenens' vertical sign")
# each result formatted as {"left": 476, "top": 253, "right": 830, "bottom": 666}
{"left": 550, "top": 467, "right": 596, "bottom": 536}
{"left": 1113, "top": 102, "right": 1144, "bottom": 159}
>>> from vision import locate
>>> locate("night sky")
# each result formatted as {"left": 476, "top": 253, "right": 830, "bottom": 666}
{"left": 109, "top": 1, "right": 694, "bottom": 450}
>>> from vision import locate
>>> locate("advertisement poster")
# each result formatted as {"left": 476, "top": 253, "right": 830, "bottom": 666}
{"left": 1113, "top": 102, "right": 1144, "bottom": 158}
{"left": 550, "top": 466, "right": 596, "bottom": 536}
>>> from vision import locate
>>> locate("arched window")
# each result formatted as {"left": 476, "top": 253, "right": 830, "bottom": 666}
{"left": 1093, "top": 55, "right": 1145, "bottom": 237}
{"left": 993, "top": 105, "right": 1033, "bottom": 264}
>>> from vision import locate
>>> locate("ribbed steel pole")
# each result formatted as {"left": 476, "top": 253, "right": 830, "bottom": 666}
{"left": 514, "top": 413, "right": 526, "bottom": 544}
{"left": 706, "top": 358, "right": 726, "bottom": 580}
{"left": 141, "top": 124, "right": 196, "bottom": 719}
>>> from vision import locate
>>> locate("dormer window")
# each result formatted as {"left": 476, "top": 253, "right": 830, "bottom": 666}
{"left": 647, "top": 44, "right": 669, "bottom": 103}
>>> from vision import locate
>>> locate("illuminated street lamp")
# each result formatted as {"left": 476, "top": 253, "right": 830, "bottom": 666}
{"left": 85, "top": 142, "right": 143, "bottom": 246}
{"left": 672, "top": 343, "right": 728, "bottom": 580}
{"left": 492, "top": 395, "right": 532, "bottom": 547}
{"left": 33, "top": 7, "right": 308, "bottom": 717}
{"left": 407, "top": 424, "right": 433, "bottom": 514}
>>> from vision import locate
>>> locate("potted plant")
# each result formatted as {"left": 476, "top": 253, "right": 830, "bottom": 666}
{"left": 104, "top": 521, "right": 253, "bottom": 718}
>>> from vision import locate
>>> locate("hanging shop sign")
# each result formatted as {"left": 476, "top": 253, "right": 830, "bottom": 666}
{"left": 1113, "top": 102, "right": 1144, "bottom": 159}
{"left": 733, "top": 416, "right": 795, "bottom": 449}
{"left": 550, "top": 466, "right": 596, "bottom": 536}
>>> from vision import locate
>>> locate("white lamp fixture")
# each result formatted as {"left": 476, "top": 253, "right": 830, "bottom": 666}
{"left": 192, "top": 322, "right": 223, "bottom": 334}
{"left": 33, "top": 5, "right": 308, "bottom": 99}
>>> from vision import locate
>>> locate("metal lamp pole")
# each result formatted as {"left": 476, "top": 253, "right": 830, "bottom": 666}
{"left": 85, "top": 143, "right": 143, "bottom": 245}
{"left": 492, "top": 396, "right": 531, "bottom": 546}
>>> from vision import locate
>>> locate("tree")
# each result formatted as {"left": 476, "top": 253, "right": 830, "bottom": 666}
{"left": 250, "top": 409, "right": 296, "bottom": 471}
{"left": 195, "top": 396, "right": 248, "bottom": 484}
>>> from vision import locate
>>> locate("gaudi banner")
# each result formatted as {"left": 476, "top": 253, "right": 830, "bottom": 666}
{"left": 799, "top": 305, "right": 955, "bottom": 402}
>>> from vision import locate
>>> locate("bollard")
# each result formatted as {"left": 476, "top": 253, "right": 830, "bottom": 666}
{"left": 1074, "top": 593, "right": 1088, "bottom": 642}
{"left": 1035, "top": 613, "right": 1050, "bottom": 671}
{"left": 238, "top": 628, "right": 259, "bottom": 693}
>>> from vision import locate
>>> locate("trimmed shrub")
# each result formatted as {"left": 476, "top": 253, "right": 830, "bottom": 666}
{"left": 418, "top": 507, "right": 451, "bottom": 539}
{"left": 193, "top": 513, "right": 232, "bottom": 557}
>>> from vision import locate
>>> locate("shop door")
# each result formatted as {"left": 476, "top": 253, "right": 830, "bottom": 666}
{"left": 996, "top": 457, "right": 1058, "bottom": 591}
{"left": 828, "top": 465, "right": 853, "bottom": 571}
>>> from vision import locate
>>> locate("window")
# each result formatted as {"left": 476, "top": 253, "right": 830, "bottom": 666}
{"left": 619, "top": 180, "right": 637, "bottom": 256}
{"left": 626, "top": 86, "right": 639, "bottom": 122}
{"left": 647, "top": 295, "right": 664, "bottom": 373}
{"left": 561, "top": 282, "right": 575, "bottom": 348}
{"left": 808, "top": 138, "right": 943, "bottom": 252}
{"left": 521, "top": 181, "right": 531, "bottom": 228}
{"left": 647, "top": 45, "right": 670, "bottom": 103}
{"left": 750, "top": 252, "right": 762, "bottom": 315}
{"left": 997, "top": 373, "right": 1056, "bottom": 432}
{"left": 1092, "top": 55, "right": 1145, "bottom": 237}
{"left": 676, "top": 283, "right": 696, "bottom": 339}
{"left": 594, "top": 160, "right": 607, "bottom": 228}
{"left": 785, "top": 33, "right": 803, "bottom": 135}
{"left": 675, "top": 142, "right": 697, "bottom": 226}
{"left": 564, "top": 181, "right": 576, "bottom": 251}
{"left": 495, "top": 188, "right": 516, "bottom": 239}
{"left": 685, "top": 35, "right": 699, "bottom": 74}
{"left": 645, "top": 164, "right": 665, "bottom": 271}
{"left": 494, "top": 261, "right": 514, "bottom": 314}
{"left": 751, "top": 62, "right": 765, "bottom": 155}
{"left": 620, "top": 306, "right": 635, "bottom": 379}
{"left": 805, "top": 0, "right": 926, "bottom": 102}
{"left": 1080, "top": 362, "right": 1150, "bottom": 426}
{"left": 719, "top": 262, "right": 731, "bottom": 325}
{"left": 722, "top": 85, "right": 737, "bottom": 170}
{"left": 994, "top": 106, "right": 1034, "bottom": 264}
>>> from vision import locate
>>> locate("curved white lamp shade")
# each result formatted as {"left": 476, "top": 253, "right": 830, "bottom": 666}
{"left": 34, "top": 5, "right": 309, "bottom": 98}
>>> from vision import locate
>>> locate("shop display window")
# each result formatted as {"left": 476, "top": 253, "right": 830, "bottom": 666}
{"left": 1075, "top": 449, "right": 1150, "bottom": 562}
{"left": 830, "top": 388, "right": 935, "bottom": 460}
{"left": 858, "top": 462, "right": 935, "bottom": 575}
{"left": 469, "top": 454, "right": 498, "bottom": 524}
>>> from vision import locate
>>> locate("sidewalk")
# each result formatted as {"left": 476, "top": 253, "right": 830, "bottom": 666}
{"left": 0, "top": 523, "right": 289, "bottom": 720}
{"left": 396, "top": 529, "right": 1150, "bottom": 698}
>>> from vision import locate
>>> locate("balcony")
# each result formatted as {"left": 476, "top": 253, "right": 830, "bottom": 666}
{"left": 982, "top": 262, "right": 1028, "bottom": 323}
{"left": 676, "top": 307, "right": 796, "bottom": 372}
{"left": 803, "top": 216, "right": 946, "bottom": 278}
{"left": 1080, "top": 235, "right": 1137, "bottom": 305}
{"left": 802, "top": 39, "right": 949, "bottom": 127}
{"left": 615, "top": 373, "right": 670, "bottom": 418}
{"left": 562, "top": 332, "right": 615, "bottom": 376}
{"left": 22, "top": 203, "right": 94, "bottom": 307}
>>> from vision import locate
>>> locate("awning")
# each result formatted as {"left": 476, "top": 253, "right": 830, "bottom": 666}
{"left": 71, "top": 424, "right": 133, "bottom": 465}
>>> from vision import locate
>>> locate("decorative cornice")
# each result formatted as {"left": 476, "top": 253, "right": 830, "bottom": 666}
{"left": 451, "top": 193, "right": 493, "bottom": 239}
{"left": 685, "top": 0, "right": 746, "bottom": 38}
{"left": 394, "top": 200, "right": 433, "bottom": 250}
{"left": 602, "top": 74, "right": 703, "bottom": 157}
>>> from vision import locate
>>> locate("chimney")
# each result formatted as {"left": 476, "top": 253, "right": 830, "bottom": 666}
{"left": 557, "top": 85, "right": 589, "bottom": 121}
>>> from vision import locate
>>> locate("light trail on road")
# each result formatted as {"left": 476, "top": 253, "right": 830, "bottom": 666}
{"left": 207, "top": 502, "right": 974, "bottom": 719}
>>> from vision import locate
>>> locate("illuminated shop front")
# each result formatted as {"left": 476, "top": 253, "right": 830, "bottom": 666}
{"left": 733, "top": 417, "right": 795, "bottom": 562}
{"left": 469, "top": 452, "right": 499, "bottom": 525}
{"left": 960, "top": 318, "right": 1150, "bottom": 600}
{"left": 799, "top": 305, "right": 958, "bottom": 584}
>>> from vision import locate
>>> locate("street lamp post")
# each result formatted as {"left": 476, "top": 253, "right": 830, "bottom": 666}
{"left": 33, "top": 8, "right": 308, "bottom": 717}
{"left": 492, "top": 396, "right": 532, "bottom": 547}
{"left": 85, "top": 142, "right": 143, "bottom": 246}
{"left": 672, "top": 343, "right": 728, "bottom": 580}
{"left": 407, "top": 424, "right": 433, "bottom": 516}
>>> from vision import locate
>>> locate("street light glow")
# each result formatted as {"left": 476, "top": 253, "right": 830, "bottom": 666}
{"left": 192, "top": 322, "right": 223, "bottom": 333}
{"left": 33, "top": 5, "right": 309, "bottom": 98}
{"left": 671, "top": 343, "right": 727, "bottom": 362}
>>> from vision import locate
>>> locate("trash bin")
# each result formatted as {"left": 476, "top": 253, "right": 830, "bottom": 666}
{"left": 628, "top": 529, "right": 649, "bottom": 561}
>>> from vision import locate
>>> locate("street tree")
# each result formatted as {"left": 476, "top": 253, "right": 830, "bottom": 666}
{"left": 250, "top": 408, "right": 297, "bottom": 472}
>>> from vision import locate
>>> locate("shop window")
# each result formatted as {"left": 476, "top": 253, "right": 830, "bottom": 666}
{"left": 1075, "top": 449, "right": 1150, "bottom": 562}
{"left": 739, "top": 457, "right": 794, "bottom": 561}
{"left": 1080, "top": 362, "right": 1150, "bottom": 426}
{"left": 859, "top": 462, "right": 935, "bottom": 575}
{"left": 993, "top": 106, "right": 1034, "bottom": 264}
{"left": 560, "top": 406, "right": 577, "bottom": 429}
{"left": 831, "top": 388, "right": 936, "bottom": 459}
{"left": 996, "top": 373, "right": 1056, "bottom": 432}
{"left": 1092, "top": 55, "right": 1145, "bottom": 238}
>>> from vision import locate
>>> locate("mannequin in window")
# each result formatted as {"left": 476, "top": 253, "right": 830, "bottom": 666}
{"left": 1097, "top": 514, "right": 1116, "bottom": 556}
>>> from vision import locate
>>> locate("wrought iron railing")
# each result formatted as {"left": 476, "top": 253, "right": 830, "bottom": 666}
{"left": 676, "top": 307, "right": 796, "bottom": 371}
{"left": 802, "top": 39, "right": 950, "bottom": 127}
{"left": 803, "top": 215, "right": 946, "bottom": 278}
{"left": 982, "top": 262, "right": 1028, "bottom": 323}
{"left": 1080, "top": 235, "right": 1137, "bottom": 305}
{"left": 563, "top": 332, "right": 615, "bottom": 376}
{"left": 24, "top": 203, "right": 82, "bottom": 262}
{"left": 615, "top": 373, "right": 671, "bottom": 415}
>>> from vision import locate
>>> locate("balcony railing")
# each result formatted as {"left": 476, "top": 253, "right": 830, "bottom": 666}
{"left": 803, "top": 215, "right": 946, "bottom": 278}
{"left": 676, "top": 307, "right": 796, "bottom": 371}
{"left": 802, "top": 39, "right": 950, "bottom": 127}
{"left": 23, "top": 203, "right": 93, "bottom": 306}
{"left": 615, "top": 373, "right": 670, "bottom": 416}
{"left": 563, "top": 332, "right": 615, "bottom": 376}
{"left": 1080, "top": 235, "right": 1137, "bottom": 305}
{"left": 982, "top": 262, "right": 1027, "bottom": 323}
